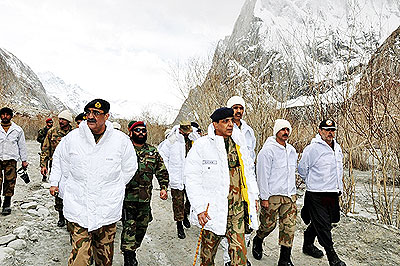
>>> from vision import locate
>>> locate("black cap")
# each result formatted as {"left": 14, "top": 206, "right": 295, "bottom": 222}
{"left": 319, "top": 119, "right": 336, "bottom": 130}
{"left": 75, "top": 112, "right": 86, "bottom": 122}
{"left": 84, "top": 99, "right": 110, "bottom": 114}
{"left": 0, "top": 107, "right": 13, "bottom": 117}
{"left": 210, "top": 107, "right": 234, "bottom": 122}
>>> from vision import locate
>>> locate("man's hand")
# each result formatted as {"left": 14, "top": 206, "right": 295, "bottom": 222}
{"left": 261, "top": 200, "right": 269, "bottom": 208}
{"left": 197, "top": 211, "right": 211, "bottom": 227}
{"left": 160, "top": 189, "right": 168, "bottom": 200}
{"left": 50, "top": 186, "right": 59, "bottom": 196}
{"left": 22, "top": 161, "right": 29, "bottom": 169}
{"left": 40, "top": 167, "right": 47, "bottom": 176}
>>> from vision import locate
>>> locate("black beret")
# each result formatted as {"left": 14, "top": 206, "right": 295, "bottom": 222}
{"left": 75, "top": 112, "right": 86, "bottom": 122}
{"left": 210, "top": 107, "right": 234, "bottom": 122}
{"left": 84, "top": 99, "right": 110, "bottom": 113}
{"left": 319, "top": 119, "right": 336, "bottom": 129}
{"left": 0, "top": 107, "right": 13, "bottom": 117}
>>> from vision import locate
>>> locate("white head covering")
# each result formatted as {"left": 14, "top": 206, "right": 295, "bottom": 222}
{"left": 273, "top": 119, "right": 292, "bottom": 136}
{"left": 58, "top": 110, "right": 73, "bottom": 123}
{"left": 226, "top": 96, "right": 246, "bottom": 109}
{"left": 112, "top": 121, "right": 121, "bottom": 130}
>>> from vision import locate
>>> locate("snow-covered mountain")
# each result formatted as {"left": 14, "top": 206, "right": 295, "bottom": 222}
{"left": 175, "top": 0, "right": 400, "bottom": 123}
{"left": 37, "top": 71, "right": 142, "bottom": 119}
{"left": 0, "top": 48, "right": 66, "bottom": 114}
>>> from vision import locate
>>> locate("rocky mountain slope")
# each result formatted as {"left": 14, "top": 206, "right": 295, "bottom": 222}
{"left": 175, "top": 0, "right": 400, "bottom": 123}
{"left": 0, "top": 48, "right": 66, "bottom": 115}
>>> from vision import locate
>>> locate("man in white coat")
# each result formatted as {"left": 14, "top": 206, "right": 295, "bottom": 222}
{"left": 222, "top": 96, "right": 256, "bottom": 265}
{"left": 158, "top": 121, "right": 199, "bottom": 239}
{"left": 185, "top": 107, "right": 259, "bottom": 266}
{"left": 0, "top": 107, "right": 28, "bottom": 215}
{"left": 252, "top": 119, "right": 297, "bottom": 266}
{"left": 49, "top": 99, "right": 137, "bottom": 266}
{"left": 298, "top": 119, "right": 346, "bottom": 266}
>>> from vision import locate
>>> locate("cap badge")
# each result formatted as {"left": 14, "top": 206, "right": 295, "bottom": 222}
{"left": 326, "top": 120, "right": 333, "bottom": 126}
{"left": 95, "top": 102, "right": 101, "bottom": 108}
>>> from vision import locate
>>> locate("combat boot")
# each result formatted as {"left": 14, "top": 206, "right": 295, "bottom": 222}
{"left": 123, "top": 250, "right": 138, "bottom": 266}
{"left": 183, "top": 214, "right": 191, "bottom": 228}
{"left": 177, "top": 221, "right": 185, "bottom": 239}
{"left": 1, "top": 196, "right": 11, "bottom": 215}
{"left": 57, "top": 211, "right": 66, "bottom": 227}
{"left": 252, "top": 235, "right": 263, "bottom": 260}
{"left": 278, "top": 245, "right": 294, "bottom": 266}
{"left": 325, "top": 246, "right": 346, "bottom": 266}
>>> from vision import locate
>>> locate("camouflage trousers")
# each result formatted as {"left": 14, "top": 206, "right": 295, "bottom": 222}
{"left": 201, "top": 206, "right": 247, "bottom": 266}
{"left": 0, "top": 160, "right": 17, "bottom": 197}
{"left": 67, "top": 222, "right": 116, "bottom": 266}
{"left": 171, "top": 188, "right": 190, "bottom": 221}
{"left": 120, "top": 201, "right": 152, "bottom": 252}
{"left": 55, "top": 195, "right": 63, "bottom": 212}
{"left": 256, "top": 195, "right": 297, "bottom": 247}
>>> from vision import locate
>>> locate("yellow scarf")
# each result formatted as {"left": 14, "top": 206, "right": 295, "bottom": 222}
{"left": 236, "top": 144, "right": 251, "bottom": 225}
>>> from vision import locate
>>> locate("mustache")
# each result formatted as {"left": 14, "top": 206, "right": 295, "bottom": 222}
{"left": 282, "top": 134, "right": 288, "bottom": 137}
{"left": 87, "top": 118, "right": 96, "bottom": 123}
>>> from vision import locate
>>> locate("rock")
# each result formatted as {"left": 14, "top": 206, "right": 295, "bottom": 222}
{"left": 27, "top": 209, "right": 39, "bottom": 216}
{"left": 37, "top": 207, "right": 50, "bottom": 217}
{"left": 41, "top": 183, "right": 51, "bottom": 189}
{"left": 0, "top": 246, "right": 15, "bottom": 266}
{"left": 7, "top": 239, "right": 26, "bottom": 250}
{"left": 20, "top": 202, "right": 37, "bottom": 210}
{"left": 29, "top": 233, "right": 39, "bottom": 242}
{"left": 13, "top": 226, "right": 30, "bottom": 240}
{"left": 0, "top": 234, "right": 16, "bottom": 245}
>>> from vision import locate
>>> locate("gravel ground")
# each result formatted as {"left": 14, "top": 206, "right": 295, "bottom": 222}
{"left": 0, "top": 140, "right": 399, "bottom": 265}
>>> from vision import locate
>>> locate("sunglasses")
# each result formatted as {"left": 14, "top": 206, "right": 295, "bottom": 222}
{"left": 85, "top": 110, "right": 104, "bottom": 117}
{"left": 323, "top": 128, "right": 336, "bottom": 132}
{"left": 133, "top": 128, "right": 147, "bottom": 133}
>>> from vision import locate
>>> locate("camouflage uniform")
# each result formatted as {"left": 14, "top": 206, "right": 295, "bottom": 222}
{"left": 67, "top": 221, "right": 116, "bottom": 266}
{"left": 257, "top": 195, "right": 297, "bottom": 247}
{"left": 171, "top": 136, "right": 192, "bottom": 221}
{"left": 37, "top": 126, "right": 51, "bottom": 149}
{"left": 121, "top": 143, "right": 169, "bottom": 252}
{"left": 0, "top": 160, "right": 17, "bottom": 196}
{"left": 40, "top": 125, "right": 72, "bottom": 211}
{"left": 201, "top": 137, "right": 247, "bottom": 266}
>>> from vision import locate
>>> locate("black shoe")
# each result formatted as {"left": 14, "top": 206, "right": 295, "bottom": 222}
{"left": 177, "top": 221, "right": 186, "bottom": 239}
{"left": 1, "top": 207, "right": 11, "bottom": 215}
{"left": 252, "top": 235, "right": 263, "bottom": 260}
{"left": 278, "top": 245, "right": 294, "bottom": 266}
{"left": 42, "top": 175, "right": 47, "bottom": 182}
{"left": 2, "top": 196, "right": 11, "bottom": 215}
{"left": 224, "top": 262, "right": 231, "bottom": 266}
{"left": 303, "top": 244, "right": 324, "bottom": 258}
{"left": 183, "top": 215, "right": 191, "bottom": 228}
{"left": 247, "top": 259, "right": 252, "bottom": 266}
{"left": 57, "top": 211, "right": 66, "bottom": 227}
{"left": 325, "top": 247, "right": 346, "bottom": 266}
{"left": 123, "top": 250, "right": 138, "bottom": 266}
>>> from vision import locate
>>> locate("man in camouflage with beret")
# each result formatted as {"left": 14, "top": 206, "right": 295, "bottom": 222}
{"left": 41, "top": 110, "right": 73, "bottom": 227}
{"left": 122, "top": 121, "right": 169, "bottom": 266}
{"left": 37, "top": 117, "right": 53, "bottom": 182}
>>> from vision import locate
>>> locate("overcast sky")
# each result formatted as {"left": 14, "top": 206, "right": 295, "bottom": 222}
{"left": 0, "top": 0, "right": 246, "bottom": 119}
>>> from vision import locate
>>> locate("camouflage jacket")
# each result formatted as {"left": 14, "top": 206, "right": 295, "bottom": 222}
{"left": 40, "top": 125, "right": 73, "bottom": 167}
{"left": 125, "top": 143, "right": 169, "bottom": 202}
{"left": 37, "top": 126, "right": 51, "bottom": 148}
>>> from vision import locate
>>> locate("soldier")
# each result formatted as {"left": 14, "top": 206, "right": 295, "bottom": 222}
{"left": 37, "top": 117, "right": 53, "bottom": 181}
{"left": 159, "top": 120, "right": 199, "bottom": 239}
{"left": 40, "top": 110, "right": 73, "bottom": 226}
{"left": 74, "top": 112, "right": 85, "bottom": 127}
{"left": 0, "top": 107, "right": 28, "bottom": 215}
{"left": 252, "top": 119, "right": 298, "bottom": 266}
{"left": 185, "top": 107, "right": 259, "bottom": 266}
{"left": 222, "top": 96, "right": 257, "bottom": 265}
{"left": 298, "top": 119, "right": 346, "bottom": 266}
{"left": 49, "top": 99, "right": 137, "bottom": 266}
{"left": 121, "top": 121, "right": 169, "bottom": 266}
